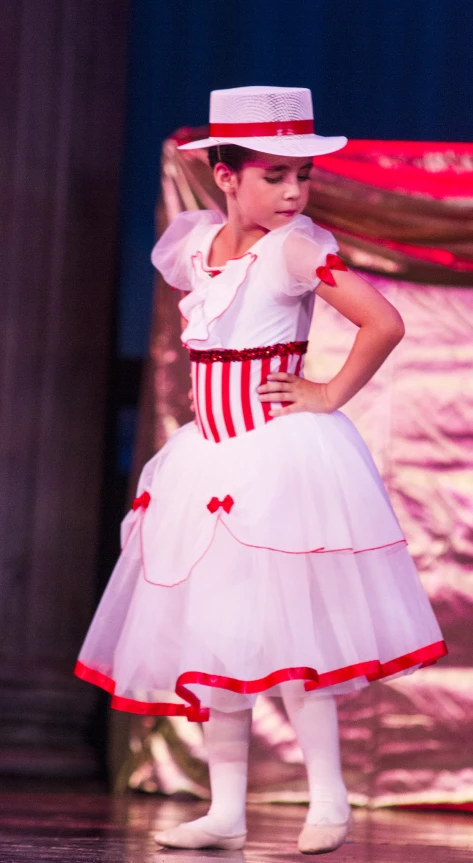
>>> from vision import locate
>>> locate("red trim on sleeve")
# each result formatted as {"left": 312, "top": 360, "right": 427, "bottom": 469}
{"left": 316, "top": 254, "right": 348, "bottom": 286}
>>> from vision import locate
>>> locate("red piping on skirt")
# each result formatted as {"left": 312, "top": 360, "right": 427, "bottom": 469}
{"left": 134, "top": 501, "right": 409, "bottom": 589}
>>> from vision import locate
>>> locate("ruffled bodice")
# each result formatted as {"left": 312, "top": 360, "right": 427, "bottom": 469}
{"left": 151, "top": 210, "right": 339, "bottom": 351}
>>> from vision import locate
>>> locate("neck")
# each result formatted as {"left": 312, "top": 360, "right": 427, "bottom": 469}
{"left": 211, "top": 199, "right": 268, "bottom": 263}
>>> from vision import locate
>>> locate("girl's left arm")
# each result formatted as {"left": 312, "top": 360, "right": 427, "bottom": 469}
{"left": 258, "top": 269, "right": 405, "bottom": 415}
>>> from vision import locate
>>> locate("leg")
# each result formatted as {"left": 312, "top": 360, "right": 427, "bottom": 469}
{"left": 204, "top": 705, "right": 251, "bottom": 834}
{"left": 155, "top": 706, "right": 251, "bottom": 849}
{"left": 282, "top": 689, "right": 349, "bottom": 822}
{"left": 282, "top": 689, "right": 351, "bottom": 854}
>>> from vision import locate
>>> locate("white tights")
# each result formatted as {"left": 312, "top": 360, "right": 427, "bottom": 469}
{"left": 185, "top": 707, "right": 252, "bottom": 836}
{"left": 282, "top": 690, "right": 350, "bottom": 824}
{"left": 185, "top": 692, "right": 349, "bottom": 837}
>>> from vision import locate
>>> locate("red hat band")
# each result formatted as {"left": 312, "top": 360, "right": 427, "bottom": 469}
{"left": 209, "top": 119, "right": 315, "bottom": 138}
{"left": 177, "top": 87, "right": 347, "bottom": 155}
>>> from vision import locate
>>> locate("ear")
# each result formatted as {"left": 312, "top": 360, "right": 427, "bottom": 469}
{"left": 213, "top": 162, "right": 238, "bottom": 195}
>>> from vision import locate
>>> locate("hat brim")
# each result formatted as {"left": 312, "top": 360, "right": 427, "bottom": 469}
{"left": 178, "top": 134, "right": 347, "bottom": 158}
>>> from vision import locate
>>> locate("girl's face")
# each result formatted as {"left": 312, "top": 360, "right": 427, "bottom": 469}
{"left": 218, "top": 151, "right": 313, "bottom": 231}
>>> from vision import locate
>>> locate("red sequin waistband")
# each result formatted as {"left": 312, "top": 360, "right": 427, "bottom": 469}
{"left": 188, "top": 340, "right": 309, "bottom": 364}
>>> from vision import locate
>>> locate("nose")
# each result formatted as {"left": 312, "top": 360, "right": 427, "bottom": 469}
{"left": 283, "top": 179, "right": 301, "bottom": 201}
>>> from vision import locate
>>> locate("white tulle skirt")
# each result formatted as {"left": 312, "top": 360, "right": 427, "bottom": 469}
{"left": 75, "top": 410, "right": 446, "bottom": 720}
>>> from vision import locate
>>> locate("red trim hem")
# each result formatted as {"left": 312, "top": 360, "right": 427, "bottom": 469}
{"left": 74, "top": 640, "right": 447, "bottom": 723}
{"left": 397, "top": 802, "right": 473, "bottom": 813}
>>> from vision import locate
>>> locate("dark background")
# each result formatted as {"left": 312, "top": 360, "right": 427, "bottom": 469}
{"left": 120, "top": 0, "right": 473, "bottom": 359}
{"left": 1, "top": 0, "right": 471, "bottom": 779}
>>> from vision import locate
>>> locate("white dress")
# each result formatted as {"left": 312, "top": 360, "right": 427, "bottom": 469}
{"left": 75, "top": 211, "right": 446, "bottom": 721}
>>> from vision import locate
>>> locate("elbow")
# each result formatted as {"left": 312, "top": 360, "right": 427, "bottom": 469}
{"left": 381, "top": 312, "right": 405, "bottom": 345}
{"left": 392, "top": 314, "right": 406, "bottom": 343}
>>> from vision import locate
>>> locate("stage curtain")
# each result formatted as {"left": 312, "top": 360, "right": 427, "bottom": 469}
{"left": 115, "top": 136, "right": 473, "bottom": 809}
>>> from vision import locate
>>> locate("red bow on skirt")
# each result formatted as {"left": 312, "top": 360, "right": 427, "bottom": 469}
{"left": 207, "top": 495, "right": 235, "bottom": 514}
{"left": 132, "top": 491, "right": 151, "bottom": 511}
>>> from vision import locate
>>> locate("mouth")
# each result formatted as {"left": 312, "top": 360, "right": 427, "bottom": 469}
{"left": 276, "top": 210, "right": 297, "bottom": 217}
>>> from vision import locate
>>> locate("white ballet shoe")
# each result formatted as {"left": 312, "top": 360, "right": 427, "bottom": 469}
{"left": 154, "top": 822, "right": 247, "bottom": 850}
{"left": 298, "top": 811, "right": 352, "bottom": 855}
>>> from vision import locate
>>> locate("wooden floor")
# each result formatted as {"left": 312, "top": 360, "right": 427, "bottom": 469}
{"left": 0, "top": 783, "right": 472, "bottom": 862}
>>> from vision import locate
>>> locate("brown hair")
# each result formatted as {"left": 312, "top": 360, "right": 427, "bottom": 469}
{"left": 207, "top": 144, "right": 254, "bottom": 171}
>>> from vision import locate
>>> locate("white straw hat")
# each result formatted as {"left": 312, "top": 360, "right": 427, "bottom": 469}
{"left": 178, "top": 85, "right": 347, "bottom": 157}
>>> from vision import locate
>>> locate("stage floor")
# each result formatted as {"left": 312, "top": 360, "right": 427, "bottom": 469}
{"left": 0, "top": 785, "right": 472, "bottom": 861}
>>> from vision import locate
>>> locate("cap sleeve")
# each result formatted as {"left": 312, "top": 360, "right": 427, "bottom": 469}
{"left": 151, "top": 210, "right": 223, "bottom": 291}
{"left": 282, "top": 219, "right": 339, "bottom": 296}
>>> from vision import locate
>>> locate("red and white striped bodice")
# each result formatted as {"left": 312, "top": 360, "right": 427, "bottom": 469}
{"left": 189, "top": 341, "right": 308, "bottom": 442}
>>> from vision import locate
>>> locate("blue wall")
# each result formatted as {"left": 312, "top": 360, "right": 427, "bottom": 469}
{"left": 119, "top": 0, "right": 473, "bottom": 357}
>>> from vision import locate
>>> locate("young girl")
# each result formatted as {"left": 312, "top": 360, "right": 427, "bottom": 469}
{"left": 75, "top": 86, "right": 446, "bottom": 855}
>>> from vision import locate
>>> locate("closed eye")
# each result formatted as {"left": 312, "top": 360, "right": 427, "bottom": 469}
{"left": 264, "top": 174, "right": 311, "bottom": 184}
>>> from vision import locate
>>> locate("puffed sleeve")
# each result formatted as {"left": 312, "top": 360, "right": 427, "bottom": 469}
{"left": 282, "top": 218, "right": 341, "bottom": 296}
{"left": 151, "top": 210, "right": 223, "bottom": 291}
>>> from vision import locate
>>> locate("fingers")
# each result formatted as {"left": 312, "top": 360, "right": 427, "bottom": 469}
{"left": 267, "top": 372, "right": 294, "bottom": 382}
{"left": 258, "top": 382, "right": 293, "bottom": 395}
{"left": 258, "top": 373, "right": 299, "bottom": 403}
{"left": 258, "top": 373, "right": 296, "bottom": 395}
{"left": 269, "top": 403, "right": 299, "bottom": 417}
{"left": 259, "top": 391, "right": 295, "bottom": 403}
